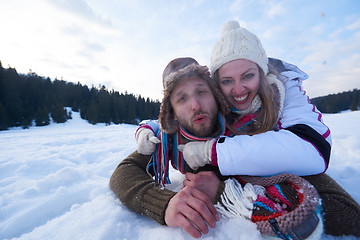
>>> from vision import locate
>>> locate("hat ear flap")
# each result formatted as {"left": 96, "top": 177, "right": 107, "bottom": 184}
{"left": 159, "top": 95, "right": 179, "bottom": 135}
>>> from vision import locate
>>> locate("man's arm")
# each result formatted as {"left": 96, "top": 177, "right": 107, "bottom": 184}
{"left": 109, "top": 151, "right": 219, "bottom": 238}
{"left": 109, "top": 151, "right": 175, "bottom": 224}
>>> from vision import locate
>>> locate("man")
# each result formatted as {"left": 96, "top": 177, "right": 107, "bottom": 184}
{"left": 111, "top": 57, "right": 360, "bottom": 239}
{"left": 109, "top": 57, "right": 229, "bottom": 239}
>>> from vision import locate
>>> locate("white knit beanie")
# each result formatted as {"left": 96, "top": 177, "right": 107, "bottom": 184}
{"left": 210, "top": 20, "right": 268, "bottom": 75}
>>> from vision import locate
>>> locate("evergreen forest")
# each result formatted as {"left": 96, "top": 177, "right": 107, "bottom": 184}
{"left": 0, "top": 62, "right": 160, "bottom": 130}
{"left": 310, "top": 89, "right": 360, "bottom": 113}
{"left": 0, "top": 61, "right": 359, "bottom": 131}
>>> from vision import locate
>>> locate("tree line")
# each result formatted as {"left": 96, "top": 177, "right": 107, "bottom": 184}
{"left": 0, "top": 61, "right": 160, "bottom": 130}
{"left": 1, "top": 61, "right": 359, "bottom": 131}
{"left": 310, "top": 89, "right": 360, "bottom": 114}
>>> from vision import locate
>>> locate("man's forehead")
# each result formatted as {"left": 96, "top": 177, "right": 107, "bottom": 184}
{"left": 172, "top": 77, "right": 209, "bottom": 95}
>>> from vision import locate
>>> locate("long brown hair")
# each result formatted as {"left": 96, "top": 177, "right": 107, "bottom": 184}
{"left": 213, "top": 63, "right": 282, "bottom": 136}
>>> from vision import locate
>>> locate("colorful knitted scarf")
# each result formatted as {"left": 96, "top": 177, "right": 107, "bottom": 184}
{"left": 147, "top": 112, "right": 226, "bottom": 186}
{"left": 225, "top": 112, "right": 258, "bottom": 137}
{"left": 216, "top": 174, "right": 323, "bottom": 239}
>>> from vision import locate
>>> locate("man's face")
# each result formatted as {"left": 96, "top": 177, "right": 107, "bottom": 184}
{"left": 170, "top": 76, "right": 218, "bottom": 137}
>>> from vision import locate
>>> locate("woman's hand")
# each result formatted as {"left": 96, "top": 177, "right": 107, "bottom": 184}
{"left": 178, "top": 139, "right": 215, "bottom": 170}
{"left": 135, "top": 127, "right": 160, "bottom": 155}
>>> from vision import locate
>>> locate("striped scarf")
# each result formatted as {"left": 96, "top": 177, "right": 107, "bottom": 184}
{"left": 147, "top": 113, "right": 226, "bottom": 186}
{"left": 225, "top": 112, "right": 258, "bottom": 136}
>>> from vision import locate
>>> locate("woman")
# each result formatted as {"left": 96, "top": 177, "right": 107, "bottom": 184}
{"left": 136, "top": 20, "right": 360, "bottom": 236}
{"left": 179, "top": 20, "right": 331, "bottom": 177}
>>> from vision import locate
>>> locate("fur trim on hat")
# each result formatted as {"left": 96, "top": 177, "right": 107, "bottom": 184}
{"left": 159, "top": 63, "right": 229, "bottom": 135}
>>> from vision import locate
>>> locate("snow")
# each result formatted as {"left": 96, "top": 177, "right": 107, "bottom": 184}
{"left": 1, "top": 110, "right": 360, "bottom": 240}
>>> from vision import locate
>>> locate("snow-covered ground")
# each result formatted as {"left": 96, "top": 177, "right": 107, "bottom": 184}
{"left": 1, "top": 111, "right": 359, "bottom": 240}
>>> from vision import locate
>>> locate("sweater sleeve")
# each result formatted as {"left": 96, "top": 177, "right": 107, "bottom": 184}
{"left": 109, "top": 151, "right": 176, "bottom": 225}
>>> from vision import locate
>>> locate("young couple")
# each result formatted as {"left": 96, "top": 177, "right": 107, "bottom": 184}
{"left": 110, "top": 20, "right": 360, "bottom": 239}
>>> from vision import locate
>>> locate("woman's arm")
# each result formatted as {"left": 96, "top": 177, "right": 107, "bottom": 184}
{"left": 135, "top": 120, "right": 161, "bottom": 155}
{"left": 216, "top": 128, "right": 328, "bottom": 176}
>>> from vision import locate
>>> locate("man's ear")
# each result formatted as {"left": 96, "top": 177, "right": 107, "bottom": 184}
{"left": 174, "top": 114, "right": 178, "bottom": 121}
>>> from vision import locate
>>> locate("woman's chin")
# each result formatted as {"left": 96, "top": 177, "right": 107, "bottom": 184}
{"left": 231, "top": 102, "right": 250, "bottom": 111}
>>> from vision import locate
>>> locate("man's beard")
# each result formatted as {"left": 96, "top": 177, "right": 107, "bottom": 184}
{"left": 182, "top": 111, "right": 218, "bottom": 138}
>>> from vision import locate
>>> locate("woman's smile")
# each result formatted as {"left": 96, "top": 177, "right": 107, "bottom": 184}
{"left": 233, "top": 93, "right": 249, "bottom": 103}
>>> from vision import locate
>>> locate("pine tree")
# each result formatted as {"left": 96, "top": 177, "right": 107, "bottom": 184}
{"left": 86, "top": 103, "right": 98, "bottom": 125}
{"left": 0, "top": 102, "right": 9, "bottom": 130}
{"left": 35, "top": 106, "right": 50, "bottom": 126}
{"left": 98, "top": 86, "right": 112, "bottom": 124}
{"left": 51, "top": 104, "right": 67, "bottom": 123}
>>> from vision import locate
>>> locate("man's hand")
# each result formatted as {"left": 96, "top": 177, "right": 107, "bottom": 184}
{"left": 183, "top": 172, "right": 220, "bottom": 203}
{"left": 178, "top": 139, "right": 215, "bottom": 170}
{"left": 135, "top": 127, "right": 160, "bottom": 155}
{"left": 164, "top": 186, "right": 220, "bottom": 239}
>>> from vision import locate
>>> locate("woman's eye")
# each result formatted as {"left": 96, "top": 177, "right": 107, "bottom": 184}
{"left": 221, "top": 79, "right": 232, "bottom": 85}
{"left": 243, "top": 73, "right": 255, "bottom": 80}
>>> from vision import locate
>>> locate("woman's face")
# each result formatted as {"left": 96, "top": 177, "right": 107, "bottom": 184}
{"left": 218, "top": 59, "right": 261, "bottom": 111}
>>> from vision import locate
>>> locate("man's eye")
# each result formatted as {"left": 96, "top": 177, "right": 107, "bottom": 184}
{"left": 177, "top": 96, "right": 186, "bottom": 103}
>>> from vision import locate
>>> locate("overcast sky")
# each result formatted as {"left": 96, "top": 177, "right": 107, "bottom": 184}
{"left": 1, "top": 0, "right": 359, "bottom": 101}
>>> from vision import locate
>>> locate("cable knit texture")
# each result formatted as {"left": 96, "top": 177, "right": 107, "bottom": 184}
{"left": 210, "top": 20, "right": 268, "bottom": 75}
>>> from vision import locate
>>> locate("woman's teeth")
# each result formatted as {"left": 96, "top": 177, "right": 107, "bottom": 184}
{"left": 234, "top": 94, "right": 248, "bottom": 102}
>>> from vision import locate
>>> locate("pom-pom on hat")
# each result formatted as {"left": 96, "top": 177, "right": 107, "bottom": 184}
{"left": 210, "top": 20, "right": 268, "bottom": 75}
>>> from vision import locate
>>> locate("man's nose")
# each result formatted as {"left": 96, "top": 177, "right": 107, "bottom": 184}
{"left": 190, "top": 97, "right": 201, "bottom": 111}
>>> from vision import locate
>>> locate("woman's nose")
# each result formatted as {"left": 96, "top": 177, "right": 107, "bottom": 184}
{"left": 233, "top": 81, "right": 244, "bottom": 95}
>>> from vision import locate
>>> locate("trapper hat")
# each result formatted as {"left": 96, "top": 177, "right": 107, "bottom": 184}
{"left": 159, "top": 57, "right": 229, "bottom": 135}
{"left": 210, "top": 20, "right": 268, "bottom": 75}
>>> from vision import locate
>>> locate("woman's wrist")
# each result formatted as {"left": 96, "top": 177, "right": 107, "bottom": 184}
{"left": 210, "top": 141, "right": 218, "bottom": 166}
